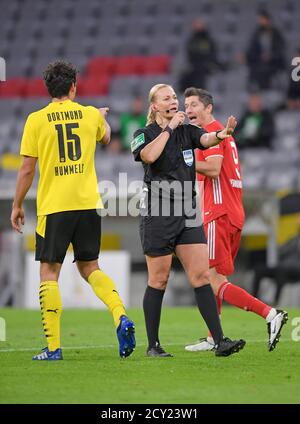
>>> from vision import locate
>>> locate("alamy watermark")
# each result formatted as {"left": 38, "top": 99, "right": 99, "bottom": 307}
{"left": 291, "top": 57, "right": 300, "bottom": 82}
{"left": 0, "top": 57, "right": 6, "bottom": 82}
{"left": 96, "top": 173, "right": 204, "bottom": 227}
{"left": 0, "top": 317, "right": 6, "bottom": 341}
{"left": 291, "top": 317, "right": 300, "bottom": 341}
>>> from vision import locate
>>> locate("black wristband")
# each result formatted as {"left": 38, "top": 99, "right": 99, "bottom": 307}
{"left": 162, "top": 126, "right": 173, "bottom": 136}
{"left": 215, "top": 130, "right": 223, "bottom": 141}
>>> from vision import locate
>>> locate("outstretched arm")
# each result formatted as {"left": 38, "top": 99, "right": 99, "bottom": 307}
{"left": 200, "top": 116, "right": 237, "bottom": 148}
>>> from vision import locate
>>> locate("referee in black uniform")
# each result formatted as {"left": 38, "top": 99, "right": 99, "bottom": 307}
{"left": 131, "top": 84, "right": 246, "bottom": 357}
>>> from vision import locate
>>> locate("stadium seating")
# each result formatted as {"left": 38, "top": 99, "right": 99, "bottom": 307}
{"left": 23, "top": 78, "right": 48, "bottom": 97}
{"left": 0, "top": 78, "right": 26, "bottom": 97}
{"left": 0, "top": 0, "right": 299, "bottom": 194}
{"left": 76, "top": 76, "right": 111, "bottom": 96}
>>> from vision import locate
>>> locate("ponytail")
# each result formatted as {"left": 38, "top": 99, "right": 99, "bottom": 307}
{"left": 146, "top": 107, "right": 156, "bottom": 125}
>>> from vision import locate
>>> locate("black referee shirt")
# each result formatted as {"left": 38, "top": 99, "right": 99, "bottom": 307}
{"left": 132, "top": 122, "right": 207, "bottom": 199}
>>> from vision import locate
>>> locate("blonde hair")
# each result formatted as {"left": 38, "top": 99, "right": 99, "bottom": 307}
{"left": 146, "top": 84, "right": 173, "bottom": 125}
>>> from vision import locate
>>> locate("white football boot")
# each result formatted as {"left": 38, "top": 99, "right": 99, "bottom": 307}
{"left": 267, "top": 309, "right": 288, "bottom": 351}
{"left": 185, "top": 336, "right": 215, "bottom": 352}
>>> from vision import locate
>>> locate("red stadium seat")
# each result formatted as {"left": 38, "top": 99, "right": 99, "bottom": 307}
{"left": 86, "top": 57, "right": 117, "bottom": 77}
{"left": 114, "top": 56, "right": 145, "bottom": 75}
{"left": 0, "top": 55, "right": 171, "bottom": 98}
{"left": 85, "top": 55, "right": 172, "bottom": 78}
{"left": 114, "top": 57, "right": 136, "bottom": 75}
{"left": 76, "top": 76, "right": 110, "bottom": 96}
{"left": 143, "top": 55, "right": 171, "bottom": 74}
{"left": 24, "top": 78, "right": 48, "bottom": 97}
{"left": 0, "top": 78, "right": 27, "bottom": 97}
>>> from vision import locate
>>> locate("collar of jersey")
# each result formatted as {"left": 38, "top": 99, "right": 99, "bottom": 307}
{"left": 48, "top": 99, "right": 73, "bottom": 107}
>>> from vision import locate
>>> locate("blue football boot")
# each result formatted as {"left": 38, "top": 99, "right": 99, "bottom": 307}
{"left": 116, "top": 315, "right": 136, "bottom": 358}
{"left": 32, "top": 347, "right": 63, "bottom": 360}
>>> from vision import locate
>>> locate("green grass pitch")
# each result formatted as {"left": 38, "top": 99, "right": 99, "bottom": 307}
{"left": 0, "top": 306, "right": 299, "bottom": 404}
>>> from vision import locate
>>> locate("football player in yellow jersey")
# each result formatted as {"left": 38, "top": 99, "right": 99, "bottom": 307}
{"left": 10, "top": 61, "right": 135, "bottom": 360}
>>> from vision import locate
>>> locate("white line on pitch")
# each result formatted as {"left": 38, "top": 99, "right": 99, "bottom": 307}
{"left": 0, "top": 339, "right": 290, "bottom": 353}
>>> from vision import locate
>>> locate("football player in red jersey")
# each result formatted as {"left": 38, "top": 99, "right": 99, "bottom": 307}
{"left": 184, "top": 87, "right": 288, "bottom": 352}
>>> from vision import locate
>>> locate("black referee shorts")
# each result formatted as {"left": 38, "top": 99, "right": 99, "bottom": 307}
{"left": 139, "top": 214, "right": 207, "bottom": 257}
{"left": 35, "top": 209, "right": 101, "bottom": 264}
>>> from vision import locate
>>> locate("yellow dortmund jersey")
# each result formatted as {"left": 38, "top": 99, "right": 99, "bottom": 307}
{"left": 20, "top": 99, "right": 105, "bottom": 216}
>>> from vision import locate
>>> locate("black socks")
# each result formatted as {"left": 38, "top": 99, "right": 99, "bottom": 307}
{"left": 143, "top": 286, "right": 165, "bottom": 350}
{"left": 194, "top": 284, "right": 224, "bottom": 344}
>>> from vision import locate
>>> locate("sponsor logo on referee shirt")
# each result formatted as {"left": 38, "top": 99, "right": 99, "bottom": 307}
{"left": 131, "top": 133, "right": 145, "bottom": 152}
{"left": 182, "top": 149, "right": 193, "bottom": 167}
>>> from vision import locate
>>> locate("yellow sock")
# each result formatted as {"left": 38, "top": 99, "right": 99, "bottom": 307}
{"left": 39, "top": 281, "right": 62, "bottom": 351}
{"left": 88, "top": 270, "right": 126, "bottom": 327}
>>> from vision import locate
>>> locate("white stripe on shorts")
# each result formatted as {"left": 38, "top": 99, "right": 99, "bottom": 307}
{"left": 208, "top": 220, "right": 216, "bottom": 260}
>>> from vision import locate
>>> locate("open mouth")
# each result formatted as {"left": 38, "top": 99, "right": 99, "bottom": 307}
{"left": 188, "top": 115, "right": 197, "bottom": 123}
{"left": 168, "top": 107, "right": 178, "bottom": 113}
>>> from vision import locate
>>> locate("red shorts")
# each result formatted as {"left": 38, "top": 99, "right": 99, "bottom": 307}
{"left": 204, "top": 214, "right": 242, "bottom": 276}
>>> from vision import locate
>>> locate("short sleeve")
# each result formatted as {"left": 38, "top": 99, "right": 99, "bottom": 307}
{"left": 131, "top": 129, "right": 151, "bottom": 162}
{"left": 20, "top": 115, "right": 38, "bottom": 157}
{"left": 202, "top": 140, "right": 225, "bottom": 160}
{"left": 96, "top": 112, "right": 106, "bottom": 142}
{"left": 188, "top": 124, "right": 208, "bottom": 150}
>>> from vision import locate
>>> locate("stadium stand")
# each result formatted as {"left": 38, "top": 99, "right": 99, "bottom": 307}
{"left": 0, "top": 0, "right": 299, "bottom": 187}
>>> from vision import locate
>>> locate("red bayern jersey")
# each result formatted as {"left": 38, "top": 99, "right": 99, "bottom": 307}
{"left": 196, "top": 120, "right": 245, "bottom": 229}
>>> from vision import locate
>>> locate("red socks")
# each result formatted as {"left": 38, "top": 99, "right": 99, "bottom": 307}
{"left": 207, "top": 281, "right": 271, "bottom": 338}
{"left": 217, "top": 281, "right": 271, "bottom": 318}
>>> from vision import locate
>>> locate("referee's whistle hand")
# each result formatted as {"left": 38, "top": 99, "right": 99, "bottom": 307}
{"left": 10, "top": 207, "right": 24, "bottom": 234}
{"left": 169, "top": 111, "right": 186, "bottom": 130}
